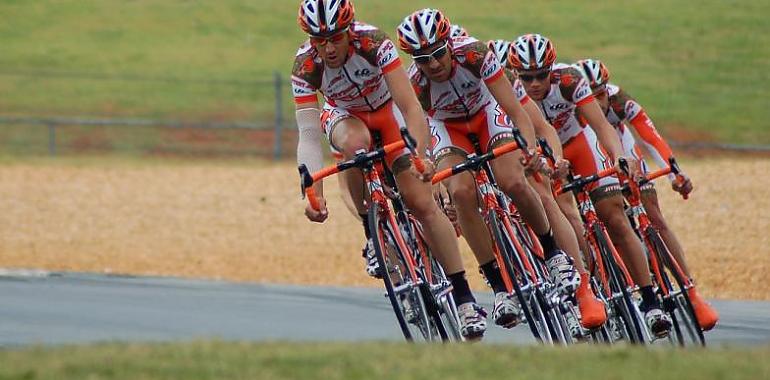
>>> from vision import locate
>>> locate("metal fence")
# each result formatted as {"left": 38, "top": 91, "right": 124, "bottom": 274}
{"left": 1, "top": 69, "right": 769, "bottom": 158}
{"left": 0, "top": 69, "right": 292, "bottom": 159}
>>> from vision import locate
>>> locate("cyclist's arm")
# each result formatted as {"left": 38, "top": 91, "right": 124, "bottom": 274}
{"left": 624, "top": 103, "right": 674, "bottom": 171}
{"left": 295, "top": 100, "right": 326, "bottom": 198}
{"left": 488, "top": 75, "right": 537, "bottom": 149}
{"left": 385, "top": 66, "right": 431, "bottom": 159}
{"left": 522, "top": 97, "right": 563, "bottom": 159}
{"left": 578, "top": 100, "right": 624, "bottom": 162}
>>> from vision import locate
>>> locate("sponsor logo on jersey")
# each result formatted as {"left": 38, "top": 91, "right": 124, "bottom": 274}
{"left": 548, "top": 103, "right": 571, "bottom": 111}
{"left": 354, "top": 68, "right": 373, "bottom": 78}
{"left": 481, "top": 53, "right": 500, "bottom": 79}
{"left": 460, "top": 81, "right": 476, "bottom": 90}
{"left": 377, "top": 40, "right": 396, "bottom": 67}
{"left": 574, "top": 84, "right": 591, "bottom": 101}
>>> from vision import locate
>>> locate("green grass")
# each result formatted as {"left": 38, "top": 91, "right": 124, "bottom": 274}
{"left": 0, "top": 0, "right": 768, "bottom": 145}
{"left": 0, "top": 341, "right": 767, "bottom": 380}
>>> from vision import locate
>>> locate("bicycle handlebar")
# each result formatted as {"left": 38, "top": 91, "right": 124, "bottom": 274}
{"left": 431, "top": 139, "right": 522, "bottom": 184}
{"left": 558, "top": 164, "right": 620, "bottom": 195}
{"left": 560, "top": 156, "right": 688, "bottom": 200}
{"left": 630, "top": 156, "right": 689, "bottom": 200}
{"left": 299, "top": 129, "right": 425, "bottom": 211}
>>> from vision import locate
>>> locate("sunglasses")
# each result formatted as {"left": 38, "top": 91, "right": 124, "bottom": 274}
{"left": 412, "top": 42, "right": 449, "bottom": 65}
{"left": 518, "top": 70, "right": 551, "bottom": 82}
{"left": 309, "top": 28, "right": 349, "bottom": 47}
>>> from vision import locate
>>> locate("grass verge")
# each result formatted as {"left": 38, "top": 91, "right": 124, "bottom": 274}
{"left": 0, "top": 341, "right": 767, "bottom": 380}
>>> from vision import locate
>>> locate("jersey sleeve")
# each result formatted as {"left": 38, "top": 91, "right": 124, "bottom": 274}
{"left": 355, "top": 26, "right": 402, "bottom": 74}
{"left": 376, "top": 39, "right": 402, "bottom": 74}
{"left": 291, "top": 43, "right": 321, "bottom": 105}
{"left": 457, "top": 40, "right": 504, "bottom": 84}
{"left": 558, "top": 66, "right": 594, "bottom": 107}
{"left": 511, "top": 76, "right": 531, "bottom": 105}
{"left": 408, "top": 63, "right": 432, "bottom": 112}
{"left": 613, "top": 88, "right": 673, "bottom": 169}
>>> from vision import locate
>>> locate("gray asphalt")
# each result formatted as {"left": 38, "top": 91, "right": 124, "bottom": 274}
{"left": 1, "top": 270, "right": 768, "bottom": 347}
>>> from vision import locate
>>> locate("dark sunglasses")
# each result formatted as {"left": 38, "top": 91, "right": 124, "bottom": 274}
{"left": 412, "top": 42, "right": 449, "bottom": 65}
{"left": 518, "top": 70, "right": 551, "bottom": 82}
{"left": 309, "top": 28, "right": 349, "bottom": 47}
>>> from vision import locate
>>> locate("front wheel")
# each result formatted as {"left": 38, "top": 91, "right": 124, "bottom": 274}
{"left": 645, "top": 227, "right": 705, "bottom": 347}
{"left": 369, "top": 202, "right": 441, "bottom": 342}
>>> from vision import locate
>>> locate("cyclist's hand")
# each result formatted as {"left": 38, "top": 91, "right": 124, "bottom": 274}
{"left": 552, "top": 158, "right": 571, "bottom": 180}
{"left": 672, "top": 172, "right": 693, "bottom": 197}
{"left": 521, "top": 149, "right": 549, "bottom": 176}
{"left": 411, "top": 155, "right": 435, "bottom": 182}
{"left": 432, "top": 182, "right": 448, "bottom": 205}
{"left": 304, "top": 197, "right": 328, "bottom": 223}
{"left": 616, "top": 156, "right": 642, "bottom": 180}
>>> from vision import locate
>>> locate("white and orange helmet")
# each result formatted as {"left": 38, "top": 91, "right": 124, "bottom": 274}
{"left": 396, "top": 8, "right": 452, "bottom": 54}
{"left": 298, "top": 0, "right": 355, "bottom": 36}
{"left": 575, "top": 59, "right": 611, "bottom": 89}
{"left": 449, "top": 24, "right": 468, "bottom": 38}
{"left": 488, "top": 39, "right": 512, "bottom": 68}
{"left": 508, "top": 34, "right": 557, "bottom": 70}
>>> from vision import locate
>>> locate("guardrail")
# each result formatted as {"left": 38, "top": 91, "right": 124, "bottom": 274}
{"left": 0, "top": 70, "right": 289, "bottom": 159}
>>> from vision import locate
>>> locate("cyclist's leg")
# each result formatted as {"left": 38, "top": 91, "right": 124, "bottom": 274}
{"left": 336, "top": 173, "right": 362, "bottom": 220}
{"left": 528, "top": 177, "right": 584, "bottom": 273}
{"left": 529, "top": 175, "right": 607, "bottom": 328}
{"left": 394, "top": 149, "right": 488, "bottom": 338}
{"left": 484, "top": 104, "right": 578, "bottom": 293}
{"left": 328, "top": 111, "right": 370, "bottom": 216}
{"left": 641, "top": 188, "right": 719, "bottom": 330}
{"left": 566, "top": 128, "right": 670, "bottom": 335}
{"left": 431, "top": 117, "right": 519, "bottom": 328}
{"left": 483, "top": 105, "right": 554, "bottom": 251}
{"left": 555, "top": 191, "right": 592, "bottom": 269}
{"left": 327, "top": 108, "right": 383, "bottom": 276}
{"left": 641, "top": 190, "right": 688, "bottom": 275}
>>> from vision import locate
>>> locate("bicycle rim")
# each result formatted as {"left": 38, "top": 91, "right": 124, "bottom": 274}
{"left": 369, "top": 203, "right": 436, "bottom": 341}
{"left": 647, "top": 229, "right": 705, "bottom": 346}
{"left": 487, "top": 211, "right": 547, "bottom": 343}
{"left": 402, "top": 216, "right": 452, "bottom": 341}
{"left": 593, "top": 224, "right": 646, "bottom": 344}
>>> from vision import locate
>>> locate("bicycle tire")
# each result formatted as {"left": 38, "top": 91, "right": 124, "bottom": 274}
{"left": 646, "top": 227, "right": 705, "bottom": 346}
{"left": 369, "top": 203, "right": 436, "bottom": 341}
{"left": 416, "top": 223, "right": 463, "bottom": 341}
{"left": 592, "top": 223, "right": 647, "bottom": 344}
{"left": 487, "top": 210, "right": 555, "bottom": 343}
{"left": 402, "top": 216, "right": 452, "bottom": 341}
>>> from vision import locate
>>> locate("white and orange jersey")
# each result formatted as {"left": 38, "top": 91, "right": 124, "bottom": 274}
{"left": 532, "top": 63, "right": 595, "bottom": 144}
{"left": 409, "top": 36, "right": 504, "bottom": 121}
{"left": 605, "top": 83, "right": 673, "bottom": 170}
{"left": 291, "top": 21, "right": 402, "bottom": 112}
{"left": 511, "top": 76, "right": 530, "bottom": 105}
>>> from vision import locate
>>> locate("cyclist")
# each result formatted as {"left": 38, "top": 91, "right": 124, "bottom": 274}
{"left": 487, "top": 39, "right": 608, "bottom": 330}
{"left": 292, "top": 0, "right": 488, "bottom": 340}
{"left": 508, "top": 33, "right": 672, "bottom": 338}
{"left": 397, "top": 9, "right": 585, "bottom": 330}
{"left": 573, "top": 58, "right": 719, "bottom": 331}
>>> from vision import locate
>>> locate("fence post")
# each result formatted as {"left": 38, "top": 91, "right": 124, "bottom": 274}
{"left": 47, "top": 123, "right": 56, "bottom": 156}
{"left": 273, "top": 71, "right": 284, "bottom": 160}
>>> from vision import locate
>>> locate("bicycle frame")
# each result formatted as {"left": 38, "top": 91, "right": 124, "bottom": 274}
{"left": 620, "top": 160, "right": 693, "bottom": 299}
{"left": 432, "top": 131, "right": 573, "bottom": 343}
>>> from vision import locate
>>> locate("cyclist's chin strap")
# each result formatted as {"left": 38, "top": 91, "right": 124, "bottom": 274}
{"left": 296, "top": 108, "right": 324, "bottom": 174}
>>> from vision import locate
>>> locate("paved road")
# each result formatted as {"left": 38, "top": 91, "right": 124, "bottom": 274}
{"left": 1, "top": 271, "right": 768, "bottom": 346}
